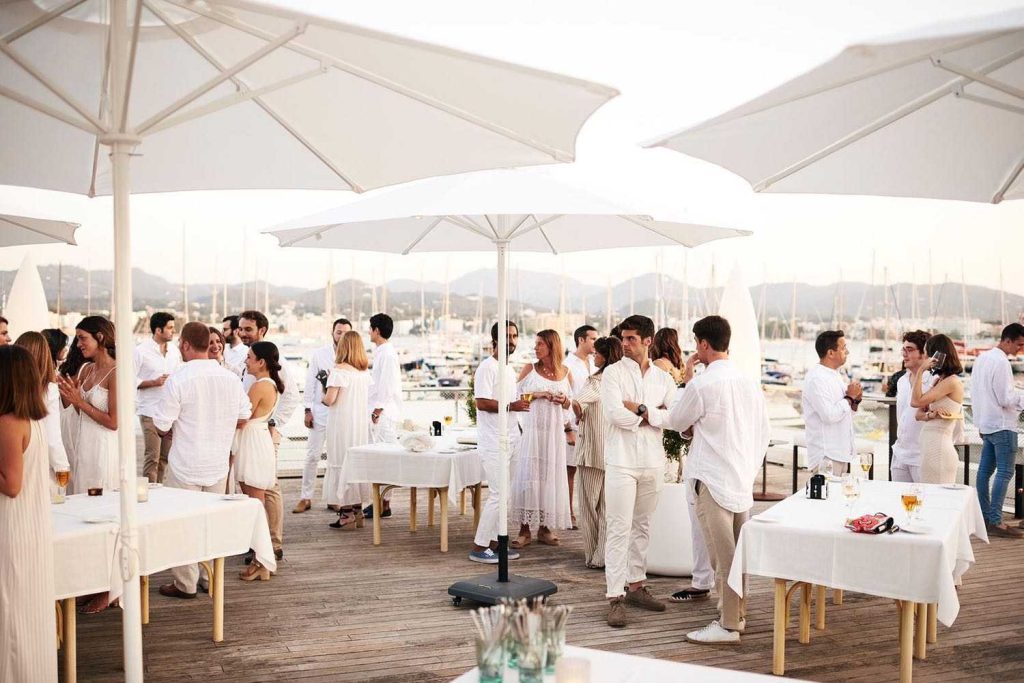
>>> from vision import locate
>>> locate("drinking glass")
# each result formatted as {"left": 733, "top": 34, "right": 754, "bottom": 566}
{"left": 474, "top": 638, "right": 503, "bottom": 683}
{"left": 841, "top": 474, "right": 860, "bottom": 519}
{"left": 55, "top": 470, "right": 70, "bottom": 503}
{"left": 521, "top": 392, "right": 534, "bottom": 404}
{"left": 859, "top": 452, "right": 872, "bottom": 478}
{"left": 901, "top": 485, "right": 921, "bottom": 526}
{"left": 544, "top": 628, "right": 566, "bottom": 674}
{"left": 930, "top": 351, "right": 946, "bottom": 372}
{"left": 516, "top": 634, "right": 548, "bottom": 683}
{"left": 443, "top": 415, "right": 454, "bottom": 427}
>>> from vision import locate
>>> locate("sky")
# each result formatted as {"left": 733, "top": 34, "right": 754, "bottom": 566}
{"left": 2, "top": 0, "right": 1024, "bottom": 295}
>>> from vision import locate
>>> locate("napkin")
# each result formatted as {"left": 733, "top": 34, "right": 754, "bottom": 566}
{"left": 401, "top": 433, "right": 436, "bottom": 453}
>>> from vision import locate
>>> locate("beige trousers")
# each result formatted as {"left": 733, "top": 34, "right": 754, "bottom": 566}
{"left": 266, "top": 430, "right": 284, "bottom": 551}
{"left": 693, "top": 480, "right": 748, "bottom": 631}
{"left": 140, "top": 415, "right": 172, "bottom": 483}
{"left": 165, "top": 468, "right": 229, "bottom": 593}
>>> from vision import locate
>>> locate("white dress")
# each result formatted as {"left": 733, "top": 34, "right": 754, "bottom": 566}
{"left": 75, "top": 365, "right": 119, "bottom": 493}
{"left": 509, "top": 367, "right": 573, "bottom": 530}
{"left": 234, "top": 378, "right": 280, "bottom": 490}
{"left": 0, "top": 420, "right": 57, "bottom": 682}
{"left": 324, "top": 367, "right": 372, "bottom": 507}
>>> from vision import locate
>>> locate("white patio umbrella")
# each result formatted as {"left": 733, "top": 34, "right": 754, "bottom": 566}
{"left": 0, "top": 213, "right": 79, "bottom": 247}
{"left": 266, "top": 166, "right": 751, "bottom": 600}
{"left": 3, "top": 253, "right": 51, "bottom": 336}
{"left": 648, "top": 10, "right": 1024, "bottom": 203}
{"left": 717, "top": 265, "right": 760, "bottom": 384}
{"left": 0, "top": 2, "right": 615, "bottom": 677}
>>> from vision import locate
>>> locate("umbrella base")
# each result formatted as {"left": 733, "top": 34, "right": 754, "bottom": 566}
{"left": 448, "top": 573, "right": 557, "bottom": 607}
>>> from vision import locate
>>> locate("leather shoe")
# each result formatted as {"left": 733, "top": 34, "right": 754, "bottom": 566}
{"left": 159, "top": 583, "right": 196, "bottom": 600}
{"left": 275, "top": 548, "right": 284, "bottom": 561}
{"left": 292, "top": 499, "right": 311, "bottom": 513}
{"left": 243, "top": 549, "right": 255, "bottom": 565}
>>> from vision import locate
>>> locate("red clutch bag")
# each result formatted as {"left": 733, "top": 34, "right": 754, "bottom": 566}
{"left": 845, "top": 513, "right": 896, "bottom": 534}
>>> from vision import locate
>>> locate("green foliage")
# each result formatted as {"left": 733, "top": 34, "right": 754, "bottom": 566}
{"left": 467, "top": 373, "right": 477, "bottom": 425}
{"left": 663, "top": 429, "right": 688, "bottom": 460}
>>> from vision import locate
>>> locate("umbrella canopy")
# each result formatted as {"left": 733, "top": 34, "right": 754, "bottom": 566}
{"left": 648, "top": 10, "right": 1024, "bottom": 203}
{"left": 269, "top": 167, "right": 751, "bottom": 252}
{"left": 717, "top": 265, "right": 760, "bottom": 384}
{"left": 0, "top": 3, "right": 616, "bottom": 677}
{"left": 0, "top": 212, "right": 79, "bottom": 247}
{"left": 3, "top": 253, "right": 50, "bottom": 336}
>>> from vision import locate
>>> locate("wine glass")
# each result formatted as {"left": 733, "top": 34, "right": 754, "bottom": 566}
{"left": 859, "top": 452, "right": 872, "bottom": 478}
{"left": 521, "top": 392, "right": 534, "bottom": 404}
{"left": 841, "top": 474, "right": 860, "bottom": 520}
{"left": 443, "top": 415, "right": 454, "bottom": 427}
{"left": 55, "top": 470, "right": 70, "bottom": 503}
{"left": 900, "top": 485, "right": 921, "bottom": 526}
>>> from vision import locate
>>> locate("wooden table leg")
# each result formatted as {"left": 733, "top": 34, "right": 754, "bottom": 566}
{"left": 372, "top": 484, "right": 383, "bottom": 546}
{"left": 815, "top": 585, "right": 826, "bottom": 630}
{"left": 472, "top": 483, "right": 482, "bottom": 531}
{"left": 773, "top": 579, "right": 788, "bottom": 676}
{"left": 427, "top": 488, "right": 436, "bottom": 528}
{"left": 914, "top": 602, "right": 926, "bottom": 660}
{"left": 213, "top": 557, "right": 225, "bottom": 643}
{"left": 141, "top": 575, "right": 150, "bottom": 625}
{"left": 439, "top": 487, "right": 449, "bottom": 552}
{"left": 459, "top": 488, "right": 467, "bottom": 515}
{"left": 63, "top": 597, "right": 76, "bottom": 683}
{"left": 409, "top": 487, "right": 418, "bottom": 532}
{"left": 833, "top": 589, "right": 843, "bottom": 605}
{"left": 898, "top": 600, "right": 914, "bottom": 683}
{"left": 927, "top": 603, "right": 937, "bottom": 644}
{"left": 799, "top": 583, "right": 811, "bottom": 644}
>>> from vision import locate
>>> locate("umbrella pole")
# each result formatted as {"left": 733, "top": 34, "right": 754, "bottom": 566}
{"left": 109, "top": 1, "right": 144, "bottom": 679}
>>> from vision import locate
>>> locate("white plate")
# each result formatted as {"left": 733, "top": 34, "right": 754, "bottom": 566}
{"left": 901, "top": 524, "right": 933, "bottom": 535}
{"left": 148, "top": 482, "right": 163, "bottom": 489}
{"left": 455, "top": 437, "right": 477, "bottom": 445}
{"left": 941, "top": 484, "right": 967, "bottom": 490}
{"left": 221, "top": 494, "right": 248, "bottom": 501}
{"left": 83, "top": 516, "right": 118, "bottom": 524}
{"left": 437, "top": 448, "right": 456, "bottom": 454}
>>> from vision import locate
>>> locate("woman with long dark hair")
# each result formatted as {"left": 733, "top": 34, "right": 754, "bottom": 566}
{"left": 510, "top": 329, "right": 573, "bottom": 548}
{"left": 651, "top": 327, "right": 685, "bottom": 385}
{"left": 0, "top": 345, "right": 58, "bottom": 681}
{"left": 911, "top": 334, "right": 964, "bottom": 484}
{"left": 57, "top": 340, "right": 88, "bottom": 482}
{"left": 235, "top": 341, "right": 284, "bottom": 582}
{"left": 571, "top": 336, "right": 623, "bottom": 568}
{"left": 15, "top": 332, "right": 70, "bottom": 488}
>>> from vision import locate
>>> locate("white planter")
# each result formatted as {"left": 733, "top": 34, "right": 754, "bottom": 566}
{"left": 646, "top": 481, "right": 695, "bottom": 577}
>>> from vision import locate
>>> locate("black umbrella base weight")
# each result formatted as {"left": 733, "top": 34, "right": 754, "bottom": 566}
{"left": 448, "top": 573, "right": 557, "bottom": 607}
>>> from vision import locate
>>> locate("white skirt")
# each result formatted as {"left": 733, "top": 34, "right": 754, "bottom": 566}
{"left": 234, "top": 421, "right": 277, "bottom": 490}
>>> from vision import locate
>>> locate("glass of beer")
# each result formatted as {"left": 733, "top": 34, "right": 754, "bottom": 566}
{"left": 55, "top": 470, "right": 70, "bottom": 503}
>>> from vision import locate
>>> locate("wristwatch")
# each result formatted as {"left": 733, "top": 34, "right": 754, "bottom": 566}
{"left": 268, "top": 419, "right": 277, "bottom": 428}
{"left": 636, "top": 404, "right": 648, "bottom": 417}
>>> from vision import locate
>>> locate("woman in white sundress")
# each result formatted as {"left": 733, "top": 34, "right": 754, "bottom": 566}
{"left": 911, "top": 334, "right": 965, "bottom": 485}
{"left": 322, "top": 331, "right": 372, "bottom": 530}
{"left": 0, "top": 345, "right": 58, "bottom": 683}
{"left": 510, "top": 329, "right": 574, "bottom": 549}
{"left": 57, "top": 342, "right": 88, "bottom": 489}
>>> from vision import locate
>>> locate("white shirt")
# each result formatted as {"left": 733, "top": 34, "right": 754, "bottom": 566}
{"left": 970, "top": 347, "right": 1024, "bottom": 434}
{"left": 600, "top": 356, "right": 678, "bottom": 469}
{"left": 133, "top": 337, "right": 183, "bottom": 418}
{"left": 154, "top": 359, "right": 252, "bottom": 486}
{"left": 565, "top": 353, "right": 593, "bottom": 393}
{"left": 473, "top": 355, "right": 521, "bottom": 454}
{"left": 304, "top": 344, "right": 336, "bottom": 426}
{"left": 223, "top": 342, "right": 248, "bottom": 376}
{"left": 892, "top": 371, "right": 935, "bottom": 468}
{"left": 242, "top": 354, "right": 301, "bottom": 426}
{"left": 669, "top": 359, "right": 770, "bottom": 513}
{"left": 369, "top": 341, "right": 403, "bottom": 418}
{"left": 44, "top": 383, "right": 70, "bottom": 473}
{"left": 801, "top": 363, "right": 855, "bottom": 468}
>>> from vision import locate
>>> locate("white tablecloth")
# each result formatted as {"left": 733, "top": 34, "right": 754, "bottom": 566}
{"left": 728, "top": 481, "right": 987, "bottom": 626}
{"left": 341, "top": 439, "right": 483, "bottom": 503}
{"left": 451, "top": 645, "right": 795, "bottom": 682}
{"left": 52, "top": 487, "right": 275, "bottom": 600}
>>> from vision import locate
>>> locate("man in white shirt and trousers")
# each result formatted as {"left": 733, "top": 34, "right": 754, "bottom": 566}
{"left": 565, "top": 324, "right": 597, "bottom": 529}
{"left": 221, "top": 315, "right": 248, "bottom": 376}
{"left": 238, "top": 310, "right": 301, "bottom": 561}
{"left": 153, "top": 322, "right": 252, "bottom": 598}
{"left": 134, "top": 311, "right": 182, "bottom": 483}
{"left": 601, "top": 315, "right": 679, "bottom": 628}
{"left": 892, "top": 330, "right": 933, "bottom": 483}
{"left": 801, "top": 330, "right": 863, "bottom": 477}
{"left": 971, "top": 323, "right": 1024, "bottom": 538}
{"left": 294, "top": 317, "right": 352, "bottom": 513}
{"left": 365, "top": 312, "right": 403, "bottom": 519}
{"left": 668, "top": 315, "right": 770, "bottom": 644}
{"left": 469, "top": 321, "right": 530, "bottom": 563}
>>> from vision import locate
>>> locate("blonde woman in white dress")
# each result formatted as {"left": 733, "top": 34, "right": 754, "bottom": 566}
{"left": 911, "top": 334, "right": 965, "bottom": 485}
{"left": 510, "top": 329, "right": 574, "bottom": 549}
{"left": 0, "top": 345, "right": 58, "bottom": 682}
{"left": 323, "top": 331, "right": 372, "bottom": 530}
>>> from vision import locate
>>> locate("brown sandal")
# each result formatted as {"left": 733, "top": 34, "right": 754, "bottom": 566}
{"left": 537, "top": 531, "right": 561, "bottom": 546}
{"left": 510, "top": 534, "right": 532, "bottom": 549}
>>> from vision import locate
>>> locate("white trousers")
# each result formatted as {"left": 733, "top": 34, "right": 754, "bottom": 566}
{"left": 474, "top": 448, "right": 509, "bottom": 547}
{"left": 604, "top": 464, "right": 662, "bottom": 599}
{"left": 890, "top": 462, "right": 921, "bottom": 483}
{"left": 166, "top": 468, "right": 229, "bottom": 593}
{"left": 686, "top": 483, "right": 715, "bottom": 591}
{"left": 299, "top": 418, "right": 327, "bottom": 500}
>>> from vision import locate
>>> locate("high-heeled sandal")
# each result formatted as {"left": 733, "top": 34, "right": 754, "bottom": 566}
{"left": 510, "top": 534, "right": 532, "bottom": 549}
{"left": 329, "top": 512, "right": 357, "bottom": 530}
{"left": 537, "top": 530, "right": 561, "bottom": 546}
{"left": 239, "top": 561, "right": 271, "bottom": 582}
{"left": 353, "top": 507, "right": 365, "bottom": 529}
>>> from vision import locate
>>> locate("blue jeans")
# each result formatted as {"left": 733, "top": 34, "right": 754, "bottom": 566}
{"left": 976, "top": 430, "right": 1019, "bottom": 525}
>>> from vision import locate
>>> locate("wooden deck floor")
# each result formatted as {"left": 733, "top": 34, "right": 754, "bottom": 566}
{"left": 65, "top": 464, "right": 1024, "bottom": 683}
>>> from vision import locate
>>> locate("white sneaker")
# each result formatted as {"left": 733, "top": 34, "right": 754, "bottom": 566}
{"left": 686, "top": 620, "right": 740, "bottom": 645}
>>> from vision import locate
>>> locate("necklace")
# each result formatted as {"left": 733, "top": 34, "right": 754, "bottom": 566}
{"left": 536, "top": 362, "right": 557, "bottom": 380}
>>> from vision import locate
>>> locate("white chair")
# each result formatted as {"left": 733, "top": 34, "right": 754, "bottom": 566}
{"left": 646, "top": 481, "right": 695, "bottom": 577}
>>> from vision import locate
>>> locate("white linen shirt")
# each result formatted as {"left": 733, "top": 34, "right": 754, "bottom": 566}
{"left": 133, "top": 337, "right": 182, "bottom": 418}
{"left": 970, "top": 347, "right": 1024, "bottom": 434}
{"left": 565, "top": 354, "right": 593, "bottom": 394}
{"left": 154, "top": 359, "right": 252, "bottom": 486}
{"left": 223, "top": 342, "right": 248, "bottom": 376}
{"left": 801, "top": 363, "right": 855, "bottom": 468}
{"left": 369, "top": 341, "right": 403, "bottom": 418}
{"left": 304, "top": 344, "right": 336, "bottom": 426}
{"left": 600, "top": 356, "right": 678, "bottom": 469}
{"left": 242, "top": 354, "right": 301, "bottom": 426}
{"left": 669, "top": 359, "right": 770, "bottom": 513}
{"left": 473, "top": 355, "right": 521, "bottom": 455}
{"left": 892, "top": 371, "right": 935, "bottom": 469}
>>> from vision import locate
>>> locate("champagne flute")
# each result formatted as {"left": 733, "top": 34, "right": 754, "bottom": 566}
{"left": 859, "top": 452, "right": 872, "bottom": 478}
{"left": 841, "top": 474, "right": 860, "bottom": 520}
